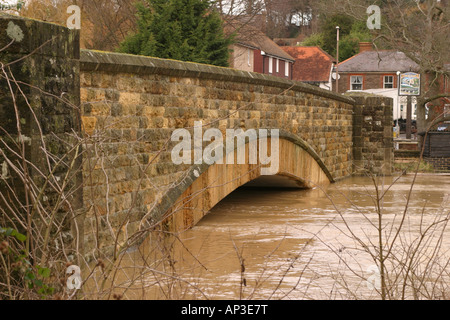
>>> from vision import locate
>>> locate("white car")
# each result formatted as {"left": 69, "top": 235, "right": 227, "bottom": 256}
{"left": 437, "top": 123, "right": 450, "bottom": 131}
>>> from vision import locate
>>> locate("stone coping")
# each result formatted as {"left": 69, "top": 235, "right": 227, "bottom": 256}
{"left": 0, "top": 13, "right": 80, "bottom": 58}
{"left": 80, "top": 49, "right": 355, "bottom": 105}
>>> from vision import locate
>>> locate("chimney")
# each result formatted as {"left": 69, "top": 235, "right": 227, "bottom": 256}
{"left": 359, "top": 42, "right": 373, "bottom": 53}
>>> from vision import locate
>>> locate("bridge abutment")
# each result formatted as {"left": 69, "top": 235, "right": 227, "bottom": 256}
{"left": 351, "top": 94, "right": 394, "bottom": 177}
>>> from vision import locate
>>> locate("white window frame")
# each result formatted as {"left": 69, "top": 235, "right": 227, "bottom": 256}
{"left": 350, "top": 75, "right": 363, "bottom": 90}
{"left": 285, "top": 61, "right": 289, "bottom": 77}
{"left": 247, "top": 48, "right": 251, "bottom": 67}
{"left": 384, "top": 75, "right": 394, "bottom": 89}
{"left": 276, "top": 58, "right": 279, "bottom": 73}
{"left": 268, "top": 57, "right": 273, "bottom": 74}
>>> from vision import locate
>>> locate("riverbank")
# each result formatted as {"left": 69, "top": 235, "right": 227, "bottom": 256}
{"left": 394, "top": 151, "right": 450, "bottom": 174}
{"left": 393, "top": 158, "right": 437, "bottom": 173}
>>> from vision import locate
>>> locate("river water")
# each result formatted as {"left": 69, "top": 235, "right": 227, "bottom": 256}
{"left": 137, "top": 174, "right": 450, "bottom": 300}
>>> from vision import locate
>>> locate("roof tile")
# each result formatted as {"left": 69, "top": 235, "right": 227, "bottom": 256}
{"left": 337, "top": 50, "right": 420, "bottom": 72}
{"left": 281, "top": 46, "right": 335, "bottom": 82}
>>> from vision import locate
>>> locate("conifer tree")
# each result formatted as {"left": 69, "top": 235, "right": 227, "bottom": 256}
{"left": 119, "top": 0, "right": 232, "bottom": 67}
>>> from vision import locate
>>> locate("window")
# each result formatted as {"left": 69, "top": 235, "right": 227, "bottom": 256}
{"left": 276, "top": 58, "right": 279, "bottom": 73}
{"left": 444, "top": 104, "right": 450, "bottom": 118}
{"left": 247, "top": 49, "right": 251, "bottom": 66}
{"left": 350, "top": 76, "right": 363, "bottom": 90}
{"left": 384, "top": 75, "right": 394, "bottom": 88}
{"left": 268, "top": 57, "right": 273, "bottom": 73}
{"left": 285, "top": 61, "right": 289, "bottom": 77}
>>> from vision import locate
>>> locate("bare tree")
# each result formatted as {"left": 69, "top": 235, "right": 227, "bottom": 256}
{"left": 19, "top": 0, "right": 137, "bottom": 51}
{"left": 77, "top": 0, "right": 137, "bottom": 51}
{"left": 317, "top": 0, "right": 450, "bottom": 133}
{"left": 215, "top": 0, "right": 318, "bottom": 39}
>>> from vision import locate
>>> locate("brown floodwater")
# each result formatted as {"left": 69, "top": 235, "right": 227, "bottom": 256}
{"left": 135, "top": 174, "right": 450, "bottom": 300}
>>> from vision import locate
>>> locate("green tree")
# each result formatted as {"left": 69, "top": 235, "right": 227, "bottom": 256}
{"left": 338, "top": 20, "right": 373, "bottom": 61}
{"left": 300, "top": 32, "right": 325, "bottom": 47}
{"left": 119, "top": 0, "right": 232, "bottom": 67}
{"left": 321, "top": 14, "right": 354, "bottom": 58}
{"left": 301, "top": 15, "right": 372, "bottom": 61}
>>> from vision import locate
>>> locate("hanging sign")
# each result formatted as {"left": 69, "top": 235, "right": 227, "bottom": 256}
{"left": 399, "top": 72, "right": 421, "bottom": 96}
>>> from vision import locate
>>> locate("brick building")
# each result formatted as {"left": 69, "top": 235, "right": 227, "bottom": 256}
{"left": 333, "top": 43, "right": 420, "bottom": 121}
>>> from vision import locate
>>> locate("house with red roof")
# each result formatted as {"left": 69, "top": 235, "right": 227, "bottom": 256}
{"left": 281, "top": 46, "right": 336, "bottom": 90}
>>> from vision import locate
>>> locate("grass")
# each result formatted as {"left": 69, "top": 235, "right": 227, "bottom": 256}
{"left": 393, "top": 158, "right": 437, "bottom": 174}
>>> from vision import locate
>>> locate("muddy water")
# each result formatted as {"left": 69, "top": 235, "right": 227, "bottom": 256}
{"left": 145, "top": 174, "right": 450, "bottom": 300}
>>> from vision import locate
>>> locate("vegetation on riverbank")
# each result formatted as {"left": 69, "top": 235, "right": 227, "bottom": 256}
{"left": 393, "top": 159, "right": 437, "bottom": 174}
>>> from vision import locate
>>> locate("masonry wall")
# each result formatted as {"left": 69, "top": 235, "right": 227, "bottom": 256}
{"left": 0, "top": 15, "right": 82, "bottom": 256}
{"left": 424, "top": 157, "right": 450, "bottom": 172}
{"left": 421, "top": 132, "right": 450, "bottom": 172}
{"left": 351, "top": 94, "right": 394, "bottom": 176}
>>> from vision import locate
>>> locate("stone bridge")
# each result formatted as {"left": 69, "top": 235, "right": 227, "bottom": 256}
{"left": 0, "top": 15, "right": 393, "bottom": 259}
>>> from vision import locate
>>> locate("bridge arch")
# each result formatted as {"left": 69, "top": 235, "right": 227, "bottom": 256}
{"left": 152, "top": 131, "right": 333, "bottom": 233}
